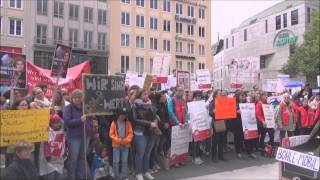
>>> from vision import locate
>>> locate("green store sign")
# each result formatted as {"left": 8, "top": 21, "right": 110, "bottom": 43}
{"left": 274, "top": 30, "right": 298, "bottom": 47}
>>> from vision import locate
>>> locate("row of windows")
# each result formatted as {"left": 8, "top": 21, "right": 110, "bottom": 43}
{"left": 121, "top": 0, "right": 206, "bottom": 19}
{"left": 37, "top": 0, "right": 107, "bottom": 25}
{"left": 120, "top": 33, "right": 206, "bottom": 55}
{"left": 36, "top": 24, "right": 106, "bottom": 50}
{"left": 0, "top": 0, "right": 23, "bottom": 9}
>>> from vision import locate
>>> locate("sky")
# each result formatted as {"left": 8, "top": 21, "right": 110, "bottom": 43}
{"left": 211, "top": 0, "right": 282, "bottom": 44}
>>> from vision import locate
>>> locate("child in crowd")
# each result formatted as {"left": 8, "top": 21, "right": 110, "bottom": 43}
{"left": 109, "top": 106, "right": 133, "bottom": 180}
{"left": 91, "top": 143, "right": 114, "bottom": 180}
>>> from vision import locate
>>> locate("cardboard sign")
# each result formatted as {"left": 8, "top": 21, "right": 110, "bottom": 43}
{"left": 143, "top": 74, "right": 153, "bottom": 90}
{"left": 262, "top": 79, "right": 277, "bottom": 92}
{"left": 51, "top": 44, "right": 72, "bottom": 78}
{"left": 188, "top": 101, "right": 211, "bottom": 141}
{"left": 189, "top": 73, "right": 199, "bottom": 92}
{"left": 0, "top": 51, "right": 27, "bottom": 93}
{"left": 239, "top": 103, "right": 259, "bottom": 139}
{"left": 125, "top": 71, "right": 138, "bottom": 85}
{"left": 152, "top": 53, "right": 170, "bottom": 83}
{"left": 161, "top": 74, "right": 176, "bottom": 90}
{"left": 196, "top": 69, "right": 211, "bottom": 89}
{"left": 276, "top": 147, "right": 320, "bottom": 172}
{"left": 177, "top": 71, "right": 190, "bottom": 90}
{"left": 262, "top": 104, "right": 276, "bottom": 128}
{"left": 170, "top": 125, "right": 190, "bottom": 165}
{"left": 83, "top": 74, "right": 126, "bottom": 115}
{"left": 215, "top": 97, "right": 237, "bottom": 120}
{"left": 0, "top": 109, "right": 50, "bottom": 147}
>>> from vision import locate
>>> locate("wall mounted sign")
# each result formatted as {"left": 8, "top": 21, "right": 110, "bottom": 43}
{"left": 273, "top": 29, "right": 298, "bottom": 47}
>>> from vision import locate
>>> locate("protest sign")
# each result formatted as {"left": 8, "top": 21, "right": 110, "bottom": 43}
{"left": 152, "top": 53, "right": 170, "bottom": 83}
{"left": 215, "top": 97, "right": 237, "bottom": 120}
{"left": 143, "top": 74, "right": 153, "bottom": 90}
{"left": 262, "top": 79, "right": 277, "bottom": 92}
{"left": 276, "top": 74, "right": 290, "bottom": 93}
{"left": 196, "top": 69, "right": 211, "bottom": 90}
{"left": 190, "top": 73, "right": 199, "bottom": 92}
{"left": 276, "top": 147, "right": 320, "bottom": 172}
{"left": 177, "top": 71, "right": 190, "bottom": 90}
{"left": 239, "top": 103, "right": 259, "bottom": 139}
{"left": 0, "top": 51, "right": 26, "bottom": 93}
{"left": 51, "top": 44, "right": 72, "bottom": 78}
{"left": 83, "top": 74, "right": 126, "bottom": 115}
{"left": 125, "top": 71, "right": 138, "bottom": 85}
{"left": 170, "top": 125, "right": 190, "bottom": 165}
{"left": 267, "top": 96, "right": 283, "bottom": 105}
{"left": 188, "top": 101, "right": 211, "bottom": 141}
{"left": 282, "top": 135, "right": 310, "bottom": 148}
{"left": 262, "top": 104, "right": 276, "bottom": 128}
{"left": 0, "top": 109, "right": 50, "bottom": 147}
{"left": 161, "top": 74, "right": 176, "bottom": 90}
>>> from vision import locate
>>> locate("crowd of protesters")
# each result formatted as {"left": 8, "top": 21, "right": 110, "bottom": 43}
{"left": 0, "top": 82, "right": 319, "bottom": 180}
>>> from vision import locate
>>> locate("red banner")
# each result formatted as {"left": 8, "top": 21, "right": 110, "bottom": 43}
{"left": 27, "top": 61, "right": 90, "bottom": 97}
{"left": 215, "top": 97, "right": 237, "bottom": 120}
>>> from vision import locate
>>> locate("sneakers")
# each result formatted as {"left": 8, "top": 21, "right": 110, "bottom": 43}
{"left": 144, "top": 172, "right": 155, "bottom": 180}
{"left": 237, "top": 153, "right": 242, "bottom": 159}
{"left": 136, "top": 174, "right": 144, "bottom": 180}
{"left": 248, "top": 153, "right": 257, "bottom": 159}
{"left": 154, "top": 164, "right": 161, "bottom": 170}
{"left": 194, "top": 157, "right": 204, "bottom": 165}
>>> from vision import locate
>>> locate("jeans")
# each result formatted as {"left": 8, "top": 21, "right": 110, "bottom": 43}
{"left": 67, "top": 136, "right": 89, "bottom": 180}
{"left": 212, "top": 132, "right": 224, "bottom": 160}
{"left": 113, "top": 147, "right": 129, "bottom": 178}
{"left": 150, "top": 136, "right": 161, "bottom": 169}
{"left": 134, "top": 135, "right": 156, "bottom": 174}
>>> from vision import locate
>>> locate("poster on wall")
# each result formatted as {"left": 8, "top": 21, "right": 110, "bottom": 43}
{"left": 176, "top": 71, "right": 190, "bottom": 90}
{"left": 51, "top": 44, "right": 72, "bottom": 78}
{"left": 239, "top": 103, "right": 259, "bottom": 139}
{"left": 152, "top": 53, "right": 170, "bottom": 83}
{"left": 0, "top": 51, "right": 26, "bottom": 93}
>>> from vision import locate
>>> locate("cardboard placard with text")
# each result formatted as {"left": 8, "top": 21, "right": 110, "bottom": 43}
{"left": 152, "top": 53, "right": 170, "bottom": 83}
{"left": 239, "top": 103, "right": 259, "bottom": 139}
{"left": 176, "top": 71, "right": 190, "bottom": 90}
{"left": 188, "top": 100, "right": 211, "bottom": 141}
{"left": 215, "top": 97, "right": 237, "bottom": 120}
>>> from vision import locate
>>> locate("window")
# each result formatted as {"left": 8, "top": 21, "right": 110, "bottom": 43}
{"left": 176, "top": 61, "right": 182, "bottom": 70}
{"left": 187, "top": 42, "right": 194, "bottom": 55}
{"left": 36, "top": 24, "right": 47, "bottom": 44}
{"left": 199, "top": 26, "right": 205, "bottom": 37}
{"left": 121, "top": 56, "right": 129, "bottom": 74}
{"left": 244, "top": 29, "right": 247, "bottom": 41}
{"left": 121, "top": 0, "right": 130, "bottom": 4}
{"left": 37, "top": 0, "right": 47, "bottom": 15}
{"left": 187, "top": 62, "right": 194, "bottom": 73}
{"left": 69, "top": 29, "right": 78, "bottom": 47}
{"left": 136, "top": 15, "right": 144, "bottom": 28}
{"left": 176, "top": 3, "right": 182, "bottom": 15}
{"left": 149, "top": 58, "right": 153, "bottom": 73}
{"left": 187, "top": 5, "right": 194, "bottom": 17}
{"left": 84, "top": 7, "right": 93, "bottom": 23}
{"left": 265, "top": 19, "right": 268, "bottom": 33}
{"left": 150, "top": 17, "right": 158, "bottom": 30}
{"left": 176, "top": 22, "right": 182, "bottom": 34}
{"left": 283, "top": 13, "right": 287, "bottom": 28}
{"left": 276, "top": 15, "right": 281, "bottom": 30}
{"left": 53, "top": 26, "right": 63, "bottom": 44}
{"left": 163, "top": 0, "right": 170, "bottom": 12}
{"left": 9, "top": 18, "right": 22, "bottom": 36}
{"left": 121, "top": 33, "right": 130, "bottom": 47}
{"left": 187, "top": 24, "right": 194, "bottom": 36}
{"left": 163, "top": 20, "right": 170, "bottom": 32}
{"left": 232, "top": 36, "right": 234, "bottom": 47}
{"left": 150, "top": 37, "right": 158, "bottom": 50}
{"left": 0, "top": 16, "right": 2, "bottom": 34}
{"left": 163, "top": 40, "right": 170, "bottom": 51}
{"left": 225, "top": 38, "right": 228, "bottom": 49}
{"left": 291, "top": 9, "right": 298, "bottom": 25}
{"left": 84, "top": 31, "right": 93, "bottom": 49}
{"left": 98, "top": 9, "right": 107, "bottom": 25}
{"left": 69, "top": 4, "right": 79, "bottom": 20}
{"left": 53, "top": 1, "right": 64, "bottom": 18}
{"left": 199, "top": 8, "right": 205, "bottom": 19}
{"left": 136, "top": 0, "right": 144, "bottom": 7}
{"left": 199, "top": 63, "right": 205, "bottom": 69}
{"left": 98, "top": 33, "right": 106, "bottom": 50}
{"left": 9, "top": 0, "right": 22, "bottom": 9}
{"left": 260, "top": 56, "right": 266, "bottom": 69}
{"left": 176, "top": 41, "right": 182, "bottom": 53}
{"left": 121, "top": 12, "right": 130, "bottom": 25}
{"left": 136, "top": 36, "right": 144, "bottom": 48}
{"left": 307, "top": 7, "right": 311, "bottom": 23}
{"left": 136, "top": 57, "right": 144, "bottom": 75}
{"left": 199, "top": 44, "right": 205, "bottom": 56}
{"left": 150, "top": 0, "right": 158, "bottom": 9}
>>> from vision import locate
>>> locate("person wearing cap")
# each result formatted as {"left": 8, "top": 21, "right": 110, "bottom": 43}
{"left": 109, "top": 106, "right": 133, "bottom": 180}
{"left": 4, "top": 141, "right": 39, "bottom": 180}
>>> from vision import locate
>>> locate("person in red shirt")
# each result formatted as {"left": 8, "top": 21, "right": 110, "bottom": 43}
{"left": 295, "top": 98, "right": 315, "bottom": 135}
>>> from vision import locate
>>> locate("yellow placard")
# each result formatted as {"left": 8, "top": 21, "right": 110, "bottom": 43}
{"left": 0, "top": 109, "right": 50, "bottom": 147}
{"left": 143, "top": 74, "right": 153, "bottom": 90}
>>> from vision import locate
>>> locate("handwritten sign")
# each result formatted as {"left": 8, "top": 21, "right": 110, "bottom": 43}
{"left": 262, "top": 104, "right": 276, "bottom": 128}
{"left": 0, "top": 109, "right": 50, "bottom": 147}
{"left": 51, "top": 44, "right": 72, "bottom": 78}
{"left": 125, "top": 71, "right": 138, "bottom": 85}
{"left": 215, "top": 97, "right": 237, "bottom": 120}
{"left": 152, "top": 53, "right": 170, "bottom": 83}
{"left": 143, "top": 74, "right": 153, "bottom": 90}
{"left": 177, "top": 71, "right": 190, "bottom": 90}
{"left": 196, "top": 69, "right": 211, "bottom": 89}
{"left": 239, "top": 103, "right": 258, "bottom": 139}
{"left": 83, "top": 74, "right": 126, "bottom": 115}
{"left": 188, "top": 101, "right": 211, "bottom": 141}
{"left": 276, "top": 147, "right": 319, "bottom": 172}
{"left": 170, "top": 125, "right": 190, "bottom": 165}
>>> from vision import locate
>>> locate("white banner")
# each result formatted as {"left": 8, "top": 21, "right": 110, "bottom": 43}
{"left": 262, "top": 79, "right": 278, "bottom": 92}
{"left": 125, "top": 71, "right": 145, "bottom": 87}
{"left": 161, "top": 74, "right": 176, "bottom": 90}
{"left": 152, "top": 53, "right": 170, "bottom": 76}
{"left": 170, "top": 125, "right": 191, "bottom": 158}
{"left": 276, "top": 147, "right": 320, "bottom": 172}
{"left": 262, "top": 104, "right": 276, "bottom": 128}
{"left": 196, "top": 69, "right": 211, "bottom": 89}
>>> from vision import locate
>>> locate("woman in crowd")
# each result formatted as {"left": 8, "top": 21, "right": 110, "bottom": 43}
{"left": 63, "top": 89, "right": 93, "bottom": 180}
{"left": 276, "top": 93, "right": 295, "bottom": 141}
{"left": 52, "top": 90, "right": 65, "bottom": 118}
{"left": 30, "top": 87, "right": 50, "bottom": 109}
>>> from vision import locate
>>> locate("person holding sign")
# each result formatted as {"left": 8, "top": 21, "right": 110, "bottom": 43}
{"left": 63, "top": 89, "right": 93, "bottom": 180}
{"left": 276, "top": 93, "right": 295, "bottom": 141}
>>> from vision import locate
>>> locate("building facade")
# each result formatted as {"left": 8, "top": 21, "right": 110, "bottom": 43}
{"left": 213, "top": 0, "right": 319, "bottom": 90}
{"left": 109, "top": 0, "right": 212, "bottom": 75}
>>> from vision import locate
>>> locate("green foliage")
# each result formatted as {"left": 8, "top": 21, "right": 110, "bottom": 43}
{"left": 283, "top": 10, "right": 320, "bottom": 85}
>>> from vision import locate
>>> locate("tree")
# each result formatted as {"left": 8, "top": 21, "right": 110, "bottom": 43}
{"left": 283, "top": 10, "right": 320, "bottom": 86}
